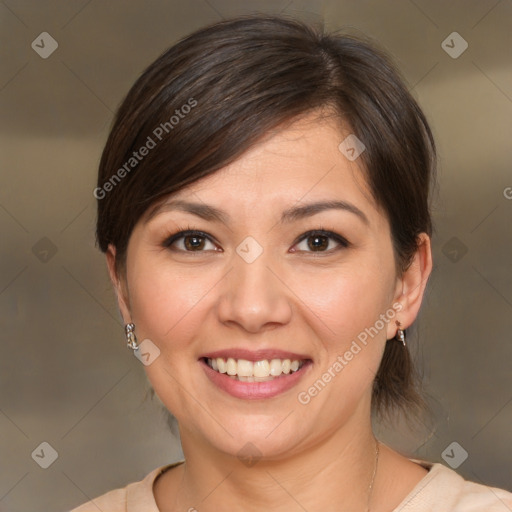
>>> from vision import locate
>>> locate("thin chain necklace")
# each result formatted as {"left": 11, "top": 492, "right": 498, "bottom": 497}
{"left": 172, "top": 440, "right": 381, "bottom": 511}
{"left": 366, "top": 439, "right": 380, "bottom": 512}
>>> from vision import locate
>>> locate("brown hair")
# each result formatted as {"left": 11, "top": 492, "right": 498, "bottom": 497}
{"left": 96, "top": 14, "right": 436, "bottom": 420}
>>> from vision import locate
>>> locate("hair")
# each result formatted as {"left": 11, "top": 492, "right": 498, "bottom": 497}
{"left": 95, "top": 14, "right": 436, "bottom": 421}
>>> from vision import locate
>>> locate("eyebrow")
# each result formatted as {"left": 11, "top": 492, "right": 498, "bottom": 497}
{"left": 146, "top": 199, "right": 369, "bottom": 226}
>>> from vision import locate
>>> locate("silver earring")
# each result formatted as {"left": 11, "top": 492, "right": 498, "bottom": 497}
{"left": 125, "top": 323, "right": 139, "bottom": 350}
{"left": 395, "top": 321, "right": 406, "bottom": 347}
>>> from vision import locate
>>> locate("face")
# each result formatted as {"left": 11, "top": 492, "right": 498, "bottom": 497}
{"left": 109, "top": 112, "right": 419, "bottom": 460}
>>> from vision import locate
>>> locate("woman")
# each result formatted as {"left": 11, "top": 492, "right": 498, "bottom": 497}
{"left": 72, "top": 15, "right": 512, "bottom": 512}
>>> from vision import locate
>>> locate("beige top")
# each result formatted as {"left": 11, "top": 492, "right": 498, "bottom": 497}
{"left": 70, "top": 459, "right": 512, "bottom": 511}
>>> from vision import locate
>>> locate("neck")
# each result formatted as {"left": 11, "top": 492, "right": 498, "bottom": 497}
{"left": 173, "top": 409, "right": 380, "bottom": 512}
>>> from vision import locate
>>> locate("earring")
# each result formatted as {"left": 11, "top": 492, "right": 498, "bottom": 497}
{"left": 125, "top": 323, "right": 139, "bottom": 350}
{"left": 395, "top": 321, "right": 406, "bottom": 347}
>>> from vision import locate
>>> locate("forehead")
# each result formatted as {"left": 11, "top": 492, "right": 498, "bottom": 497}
{"left": 145, "top": 113, "right": 382, "bottom": 227}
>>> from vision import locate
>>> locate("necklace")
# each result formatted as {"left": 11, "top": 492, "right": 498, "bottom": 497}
{"left": 171, "top": 440, "right": 381, "bottom": 511}
{"left": 366, "top": 439, "right": 380, "bottom": 512}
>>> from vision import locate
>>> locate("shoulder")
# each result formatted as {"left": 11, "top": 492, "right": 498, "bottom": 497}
{"left": 70, "top": 486, "right": 126, "bottom": 512}
{"left": 68, "top": 461, "right": 184, "bottom": 512}
{"left": 454, "top": 476, "right": 512, "bottom": 511}
{"left": 396, "top": 460, "right": 512, "bottom": 511}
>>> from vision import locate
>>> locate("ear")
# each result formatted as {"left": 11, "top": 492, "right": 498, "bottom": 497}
{"left": 386, "top": 233, "right": 433, "bottom": 340}
{"left": 106, "top": 244, "right": 132, "bottom": 324}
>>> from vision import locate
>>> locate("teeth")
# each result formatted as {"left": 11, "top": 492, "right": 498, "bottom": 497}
{"left": 237, "top": 359, "right": 253, "bottom": 377}
{"left": 206, "top": 357, "right": 305, "bottom": 378}
{"left": 253, "top": 360, "right": 270, "bottom": 378}
{"left": 217, "top": 358, "right": 227, "bottom": 373}
{"left": 270, "top": 359, "right": 283, "bottom": 376}
{"left": 226, "top": 357, "right": 237, "bottom": 376}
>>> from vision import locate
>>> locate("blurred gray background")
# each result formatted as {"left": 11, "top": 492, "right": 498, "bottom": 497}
{"left": 1, "top": 0, "right": 511, "bottom": 510}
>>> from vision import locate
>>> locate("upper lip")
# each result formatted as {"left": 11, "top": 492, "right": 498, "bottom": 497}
{"left": 200, "top": 349, "right": 312, "bottom": 362}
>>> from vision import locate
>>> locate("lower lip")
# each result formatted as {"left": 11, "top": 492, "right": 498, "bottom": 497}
{"left": 200, "top": 359, "right": 312, "bottom": 400}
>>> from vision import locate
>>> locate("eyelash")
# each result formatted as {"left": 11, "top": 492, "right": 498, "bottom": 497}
{"left": 162, "top": 224, "right": 350, "bottom": 255}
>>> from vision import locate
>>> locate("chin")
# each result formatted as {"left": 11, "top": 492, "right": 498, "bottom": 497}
{"left": 207, "top": 412, "right": 310, "bottom": 460}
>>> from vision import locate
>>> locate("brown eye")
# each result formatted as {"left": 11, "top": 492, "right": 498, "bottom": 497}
{"left": 293, "top": 230, "right": 349, "bottom": 253}
{"left": 307, "top": 234, "right": 330, "bottom": 251}
{"left": 163, "top": 230, "right": 217, "bottom": 252}
{"left": 183, "top": 234, "right": 207, "bottom": 251}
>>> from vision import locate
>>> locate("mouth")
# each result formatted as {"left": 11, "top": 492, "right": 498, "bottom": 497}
{"left": 199, "top": 350, "right": 313, "bottom": 400}
{"left": 202, "top": 356, "right": 306, "bottom": 382}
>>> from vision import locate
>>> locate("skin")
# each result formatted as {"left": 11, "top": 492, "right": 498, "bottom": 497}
{"left": 107, "top": 111, "right": 433, "bottom": 512}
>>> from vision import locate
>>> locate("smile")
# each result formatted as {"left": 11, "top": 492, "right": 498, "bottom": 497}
{"left": 204, "top": 357, "right": 305, "bottom": 381}
{"left": 200, "top": 353, "right": 312, "bottom": 399}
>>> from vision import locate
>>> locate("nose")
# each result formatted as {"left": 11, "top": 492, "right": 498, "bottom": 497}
{"left": 216, "top": 249, "right": 293, "bottom": 334}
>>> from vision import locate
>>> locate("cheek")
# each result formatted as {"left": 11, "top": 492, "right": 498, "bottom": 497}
{"left": 293, "top": 259, "right": 393, "bottom": 347}
{"left": 125, "top": 258, "right": 220, "bottom": 417}
{"left": 292, "top": 266, "right": 392, "bottom": 419}
{"left": 127, "top": 257, "right": 216, "bottom": 345}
